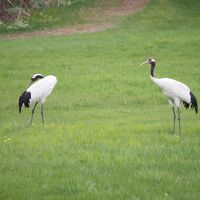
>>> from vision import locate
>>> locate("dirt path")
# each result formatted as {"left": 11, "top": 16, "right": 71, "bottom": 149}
{"left": 0, "top": 0, "right": 149, "bottom": 40}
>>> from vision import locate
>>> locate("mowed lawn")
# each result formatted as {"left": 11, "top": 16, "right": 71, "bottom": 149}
{"left": 0, "top": 0, "right": 200, "bottom": 199}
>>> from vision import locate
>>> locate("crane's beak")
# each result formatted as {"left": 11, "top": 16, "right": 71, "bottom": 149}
{"left": 140, "top": 60, "right": 149, "bottom": 66}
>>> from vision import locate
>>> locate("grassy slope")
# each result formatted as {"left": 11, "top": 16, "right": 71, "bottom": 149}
{"left": 0, "top": 0, "right": 200, "bottom": 199}
{"left": 0, "top": 0, "right": 122, "bottom": 34}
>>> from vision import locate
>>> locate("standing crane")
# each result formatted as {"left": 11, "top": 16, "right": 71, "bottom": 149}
{"left": 141, "top": 58, "right": 198, "bottom": 135}
{"left": 19, "top": 74, "right": 57, "bottom": 126}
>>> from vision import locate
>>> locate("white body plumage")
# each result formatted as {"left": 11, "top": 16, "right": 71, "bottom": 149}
{"left": 151, "top": 77, "right": 191, "bottom": 108}
{"left": 27, "top": 75, "right": 57, "bottom": 104}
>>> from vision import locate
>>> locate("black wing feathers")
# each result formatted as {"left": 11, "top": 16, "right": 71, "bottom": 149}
{"left": 182, "top": 92, "right": 197, "bottom": 113}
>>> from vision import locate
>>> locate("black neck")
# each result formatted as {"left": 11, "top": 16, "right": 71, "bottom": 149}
{"left": 150, "top": 63, "right": 155, "bottom": 77}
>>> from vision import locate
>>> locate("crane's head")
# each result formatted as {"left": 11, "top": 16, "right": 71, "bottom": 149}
{"left": 140, "top": 58, "right": 156, "bottom": 65}
{"left": 19, "top": 91, "right": 31, "bottom": 113}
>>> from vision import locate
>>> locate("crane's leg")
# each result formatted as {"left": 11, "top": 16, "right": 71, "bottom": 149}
{"left": 30, "top": 102, "right": 38, "bottom": 125}
{"left": 41, "top": 104, "right": 44, "bottom": 127}
{"left": 172, "top": 107, "right": 176, "bottom": 134}
{"left": 177, "top": 108, "right": 181, "bottom": 136}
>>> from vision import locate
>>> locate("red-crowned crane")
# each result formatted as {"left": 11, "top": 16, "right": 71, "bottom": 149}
{"left": 19, "top": 74, "right": 57, "bottom": 126}
{"left": 141, "top": 58, "right": 198, "bottom": 135}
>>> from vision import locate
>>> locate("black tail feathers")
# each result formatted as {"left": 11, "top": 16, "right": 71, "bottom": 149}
{"left": 190, "top": 91, "right": 198, "bottom": 114}
{"left": 19, "top": 91, "right": 31, "bottom": 113}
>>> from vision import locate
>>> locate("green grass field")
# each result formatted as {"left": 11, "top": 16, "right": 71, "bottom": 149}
{"left": 1, "top": 0, "right": 200, "bottom": 199}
